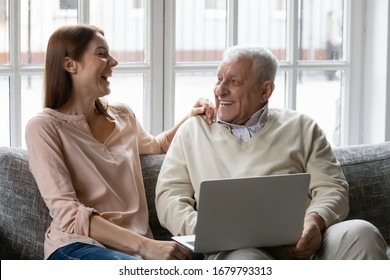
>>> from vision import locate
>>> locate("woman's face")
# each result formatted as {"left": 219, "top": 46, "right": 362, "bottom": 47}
{"left": 70, "top": 32, "right": 118, "bottom": 99}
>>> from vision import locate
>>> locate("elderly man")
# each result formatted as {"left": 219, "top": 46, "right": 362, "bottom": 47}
{"left": 155, "top": 45, "right": 388, "bottom": 260}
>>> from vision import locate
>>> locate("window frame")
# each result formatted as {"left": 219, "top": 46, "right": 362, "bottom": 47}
{"left": 163, "top": 0, "right": 355, "bottom": 146}
{"left": 80, "top": 0, "right": 164, "bottom": 135}
{"left": 3, "top": 0, "right": 165, "bottom": 148}
{"left": 2, "top": 0, "right": 386, "bottom": 147}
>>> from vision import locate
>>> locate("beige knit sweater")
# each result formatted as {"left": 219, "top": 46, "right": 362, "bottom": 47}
{"left": 156, "top": 109, "right": 349, "bottom": 236}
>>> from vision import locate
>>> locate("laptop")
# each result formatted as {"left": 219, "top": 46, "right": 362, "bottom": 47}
{"left": 172, "top": 173, "right": 310, "bottom": 253}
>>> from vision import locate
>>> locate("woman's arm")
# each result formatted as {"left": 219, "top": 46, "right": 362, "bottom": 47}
{"left": 164, "top": 98, "right": 216, "bottom": 144}
{"left": 137, "top": 98, "right": 216, "bottom": 154}
{"left": 89, "top": 214, "right": 190, "bottom": 260}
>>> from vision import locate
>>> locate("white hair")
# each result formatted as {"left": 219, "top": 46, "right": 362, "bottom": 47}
{"left": 220, "top": 45, "right": 279, "bottom": 82}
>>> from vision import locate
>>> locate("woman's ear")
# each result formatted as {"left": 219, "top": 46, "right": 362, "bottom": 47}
{"left": 260, "top": 81, "right": 275, "bottom": 102}
{"left": 63, "top": 57, "right": 77, "bottom": 74}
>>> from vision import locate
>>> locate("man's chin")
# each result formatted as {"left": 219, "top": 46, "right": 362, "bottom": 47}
{"left": 217, "top": 112, "right": 230, "bottom": 123}
{"left": 218, "top": 115, "right": 236, "bottom": 124}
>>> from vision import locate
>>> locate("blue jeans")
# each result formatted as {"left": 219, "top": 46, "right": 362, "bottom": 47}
{"left": 48, "top": 242, "right": 141, "bottom": 260}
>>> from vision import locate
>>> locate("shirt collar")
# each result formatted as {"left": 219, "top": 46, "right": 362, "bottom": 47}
{"left": 217, "top": 103, "right": 269, "bottom": 134}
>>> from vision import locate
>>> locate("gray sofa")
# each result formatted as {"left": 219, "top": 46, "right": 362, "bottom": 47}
{"left": 1, "top": 143, "right": 389, "bottom": 259}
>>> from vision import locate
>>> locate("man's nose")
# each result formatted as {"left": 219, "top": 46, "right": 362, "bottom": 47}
{"left": 215, "top": 82, "right": 227, "bottom": 97}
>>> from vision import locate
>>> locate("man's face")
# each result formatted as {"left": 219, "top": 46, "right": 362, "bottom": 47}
{"left": 214, "top": 59, "right": 264, "bottom": 125}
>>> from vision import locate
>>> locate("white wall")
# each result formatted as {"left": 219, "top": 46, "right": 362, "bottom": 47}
{"left": 362, "top": 0, "right": 390, "bottom": 144}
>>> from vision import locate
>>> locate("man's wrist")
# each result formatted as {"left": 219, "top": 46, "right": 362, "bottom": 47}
{"left": 305, "top": 212, "right": 325, "bottom": 233}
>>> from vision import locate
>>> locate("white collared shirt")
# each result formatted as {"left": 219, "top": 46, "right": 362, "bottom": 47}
{"left": 217, "top": 103, "right": 270, "bottom": 142}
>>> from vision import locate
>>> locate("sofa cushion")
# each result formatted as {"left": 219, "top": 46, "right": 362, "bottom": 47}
{"left": 0, "top": 147, "right": 50, "bottom": 260}
{"left": 333, "top": 142, "right": 390, "bottom": 247}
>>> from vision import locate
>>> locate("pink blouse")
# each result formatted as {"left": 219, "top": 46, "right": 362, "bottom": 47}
{"left": 25, "top": 104, "right": 170, "bottom": 259}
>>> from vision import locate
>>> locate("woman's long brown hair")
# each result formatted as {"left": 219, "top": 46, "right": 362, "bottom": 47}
{"left": 44, "top": 24, "right": 109, "bottom": 117}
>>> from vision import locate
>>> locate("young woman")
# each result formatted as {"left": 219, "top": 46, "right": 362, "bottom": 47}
{"left": 25, "top": 24, "right": 215, "bottom": 260}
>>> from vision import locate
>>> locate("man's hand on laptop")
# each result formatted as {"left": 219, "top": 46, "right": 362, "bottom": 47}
{"left": 265, "top": 212, "right": 324, "bottom": 259}
{"left": 290, "top": 212, "right": 325, "bottom": 259}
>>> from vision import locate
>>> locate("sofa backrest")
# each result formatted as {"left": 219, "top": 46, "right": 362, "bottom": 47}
{"left": 0, "top": 147, "right": 50, "bottom": 259}
{"left": 333, "top": 142, "right": 390, "bottom": 246}
{"left": 0, "top": 147, "right": 171, "bottom": 259}
{"left": 1, "top": 143, "right": 389, "bottom": 259}
{"left": 139, "top": 154, "right": 173, "bottom": 241}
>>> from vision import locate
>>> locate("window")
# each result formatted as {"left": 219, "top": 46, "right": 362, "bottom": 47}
{"left": 59, "top": 0, "right": 77, "bottom": 10}
{"left": 2, "top": 0, "right": 152, "bottom": 147}
{"left": 1, "top": 0, "right": 382, "bottom": 148}
{"left": 89, "top": 0, "right": 148, "bottom": 126}
{"left": 132, "top": 0, "right": 143, "bottom": 9}
{"left": 0, "top": 0, "right": 8, "bottom": 64}
{"left": 0, "top": 0, "right": 6, "bottom": 22}
{"left": 169, "top": 0, "right": 347, "bottom": 146}
{"left": 205, "top": 0, "right": 226, "bottom": 10}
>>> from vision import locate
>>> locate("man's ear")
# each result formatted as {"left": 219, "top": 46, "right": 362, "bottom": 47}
{"left": 260, "top": 81, "right": 275, "bottom": 102}
{"left": 63, "top": 57, "right": 77, "bottom": 74}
